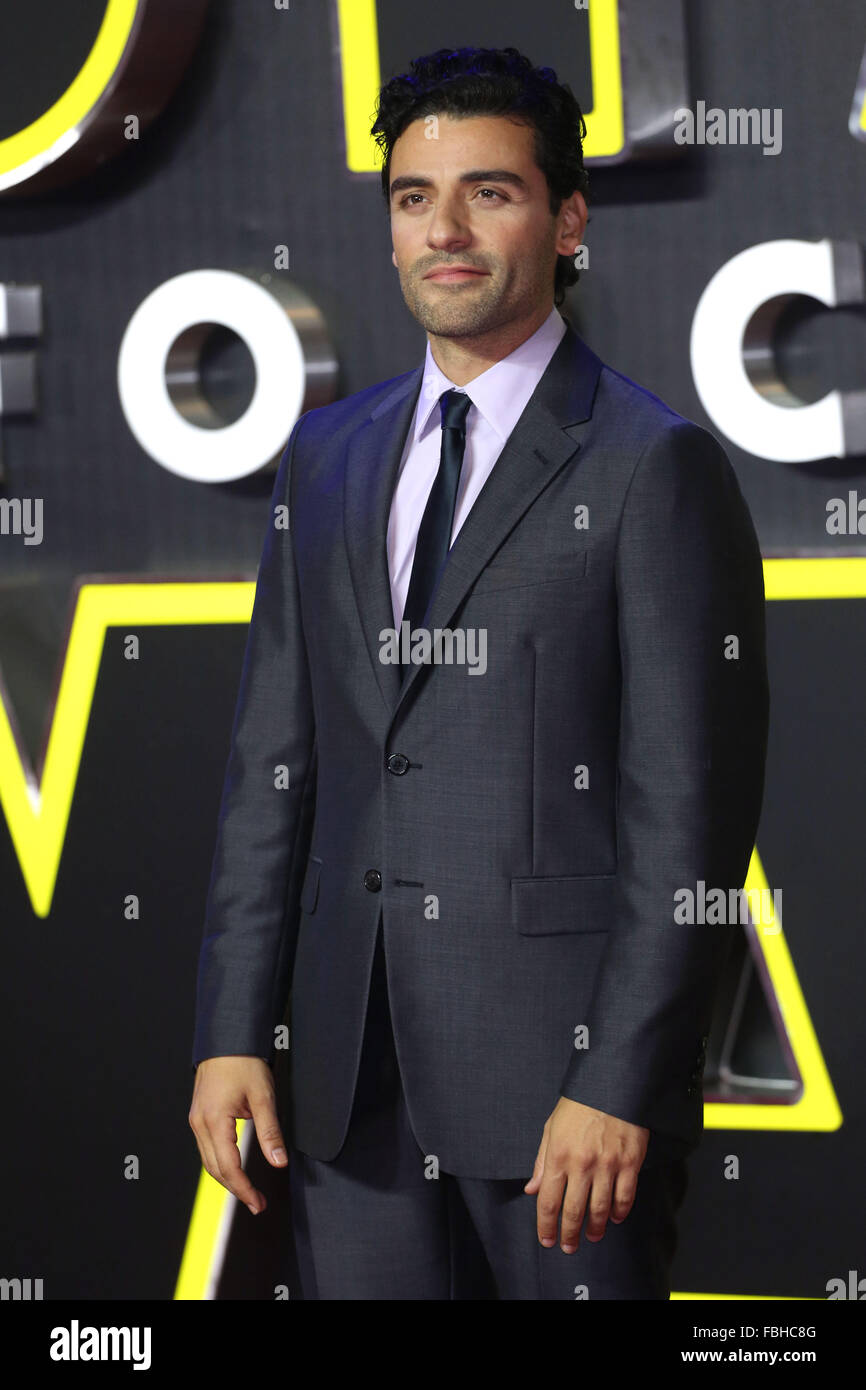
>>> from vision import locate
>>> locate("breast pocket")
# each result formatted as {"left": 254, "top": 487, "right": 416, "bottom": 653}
{"left": 510, "top": 871, "right": 616, "bottom": 935}
{"left": 471, "top": 550, "right": 587, "bottom": 595}
{"left": 299, "top": 855, "right": 322, "bottom": 914}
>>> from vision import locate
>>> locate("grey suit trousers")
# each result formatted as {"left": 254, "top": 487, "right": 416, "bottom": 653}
{"left": 289, "top": 917, "right": 689, "bottom": 1300}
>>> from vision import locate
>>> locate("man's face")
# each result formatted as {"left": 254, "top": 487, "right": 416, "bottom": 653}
{"left": 388, "top": 113, "right": 585, "bottom": 339}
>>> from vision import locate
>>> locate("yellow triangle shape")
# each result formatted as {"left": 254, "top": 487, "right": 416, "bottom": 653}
{"left": 0, "top": 581, "right": 254, "bottom": 918}
{"left": 703, "top": 844, "right": 842, "bottom": 1133}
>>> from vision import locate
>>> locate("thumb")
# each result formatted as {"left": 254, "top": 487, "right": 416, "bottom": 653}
{"left": 249, "top": 1092, "right": 289, "bottom": 1168}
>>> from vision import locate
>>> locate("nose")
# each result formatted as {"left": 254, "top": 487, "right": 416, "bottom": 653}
{"left": 426, "top": 196, "right": 471, "bottom": 252}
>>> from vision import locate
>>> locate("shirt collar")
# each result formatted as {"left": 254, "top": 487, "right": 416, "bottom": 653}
{"left": 412, "top": 307, "right": 567, "bottom": 445}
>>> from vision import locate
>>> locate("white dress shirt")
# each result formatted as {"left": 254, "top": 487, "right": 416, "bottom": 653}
{"left": 386, "top": 306, "right": 568, "bottom": 627}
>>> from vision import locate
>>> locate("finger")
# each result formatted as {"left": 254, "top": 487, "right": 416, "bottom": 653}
{"left": 190, "top": 1117, "right": 221, "bottom": 1193}
{"left": 208, "top": 1112, "right": 266, "bottom": 1213}
{"left": 523, "top": 1136, "right": 548, "bottom": 1194}
{"left": 188, "top": 1066, "right": 251, "bottom": 1185}
{"left": 582, "top": 1168, "right": 615, "bottom": 1244}
{"left": 249, "top": 1089, "right": 289, "bottom": 1169}
{"left": 610, "top": 1166, "right": 639, "bottom": 1224}
{"left": 189, "top": 1104, "right": 228, "bottom": 1198}
{"left": 536, "top": 1166, "right": 568, "bottom": 1248}
{"left": 559, "top": 1169, "right": 592, "bottom": 1251}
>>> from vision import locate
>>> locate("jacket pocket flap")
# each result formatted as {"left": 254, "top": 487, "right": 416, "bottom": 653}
{"left": 300, "top": 856, "right": 322, "bottom": 914}
{"left": 472, "top": 550, "right": 587, "bottom": 594}
{"left": 511, "top": 873, "right": 615, "bottom": 935}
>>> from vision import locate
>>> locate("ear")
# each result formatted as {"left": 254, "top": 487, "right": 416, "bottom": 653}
{"left": 392, "top": 250, "right": 398, "bottom": 267}
{"left": 555, "top": 191, "right": 588, "bottom": 259}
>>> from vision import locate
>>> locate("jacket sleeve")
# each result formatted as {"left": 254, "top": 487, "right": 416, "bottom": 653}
{"left": 191, "top": 412, "right": 317, "bottom": 1070}
{"left": 559, "top": 419, "right": 769, "bottom": 1151}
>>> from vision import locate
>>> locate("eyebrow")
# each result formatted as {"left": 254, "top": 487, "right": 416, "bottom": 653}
{"left": 389, "top": 169, "right": 530, "bottom": 199}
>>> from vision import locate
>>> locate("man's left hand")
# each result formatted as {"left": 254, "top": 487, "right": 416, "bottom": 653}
{"left": 524, "top": 1096, "right": 650, "bottom": 1253}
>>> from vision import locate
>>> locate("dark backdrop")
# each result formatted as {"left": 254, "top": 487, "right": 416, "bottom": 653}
{"left": 0, "top": 0, "right": 864, "bottom": 1300}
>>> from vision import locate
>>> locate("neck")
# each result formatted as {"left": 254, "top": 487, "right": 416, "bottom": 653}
{"left": 426, "top": 303, "right": 556, "bottom": 385}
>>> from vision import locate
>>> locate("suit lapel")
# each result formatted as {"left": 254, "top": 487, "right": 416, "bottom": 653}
{"left": 343, "top": 322, "right": 604, "bottom": 718}
{"left": 343, "top": 367, "right": 423, "bottom": 711}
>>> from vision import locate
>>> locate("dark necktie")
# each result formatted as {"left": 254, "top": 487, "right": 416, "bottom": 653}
{"left": 401, "top": 389, "right": 473, "bottom": 648}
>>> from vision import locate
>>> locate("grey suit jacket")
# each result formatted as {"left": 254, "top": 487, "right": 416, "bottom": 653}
{"left": 192, "top": 319, "right": 769, "bottom": 1178}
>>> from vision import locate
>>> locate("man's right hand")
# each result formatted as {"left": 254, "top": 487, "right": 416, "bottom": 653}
{"left": 189, "top": 1056, "right": 289, "bottom": 1215}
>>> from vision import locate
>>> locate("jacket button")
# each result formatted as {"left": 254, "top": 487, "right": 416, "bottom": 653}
{"left": 386, "top": 753, "right": 410, "bottom": 775}
{"left": 364, "top": 869, "right": 382, "bottom": 892}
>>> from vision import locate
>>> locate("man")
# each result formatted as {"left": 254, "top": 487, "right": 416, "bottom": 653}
{"left": 190, "top": 46, "right": 769, "bottom": 1300}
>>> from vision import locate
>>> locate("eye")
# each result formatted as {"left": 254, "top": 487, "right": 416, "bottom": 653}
{"left": 398, "top": 187, "right": 507, "bottom": 207}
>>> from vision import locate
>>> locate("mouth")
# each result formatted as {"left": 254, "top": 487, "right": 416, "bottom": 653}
{"left": 423, "top": 267, "right": 489, "bottom": 283}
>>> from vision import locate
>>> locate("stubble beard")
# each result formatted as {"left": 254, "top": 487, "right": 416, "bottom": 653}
{"left": 399, "top": 266, "right": 517, "bottom": 340}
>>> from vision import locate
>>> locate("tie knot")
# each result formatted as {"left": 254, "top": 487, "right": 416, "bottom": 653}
{"left": 440, "top": 389, "right": 472, "bottom": 434}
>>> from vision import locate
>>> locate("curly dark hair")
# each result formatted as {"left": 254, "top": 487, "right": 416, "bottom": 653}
{"left": 371, "top": 46, "right": 590, "bottom": 306}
